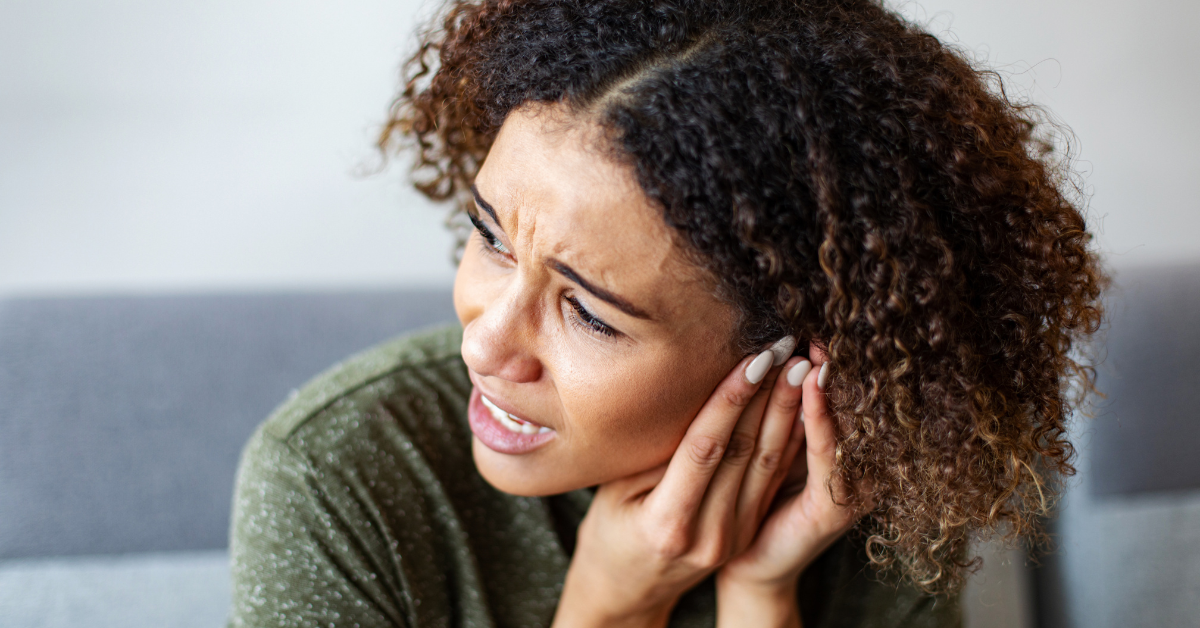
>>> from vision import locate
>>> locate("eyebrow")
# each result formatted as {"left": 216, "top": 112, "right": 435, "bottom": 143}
{"left": 470, "top": 184, "right": 652, "bottom": 321}
{"left": 550, "top": 260, "right": 652, "bottom": 320}
{"left": 470, "top": 185, "right": 500, "bottom": 225}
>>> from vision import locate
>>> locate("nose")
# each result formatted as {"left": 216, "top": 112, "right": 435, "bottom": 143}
{"left": 459, "top": 281, "right": 544, "bottom": 385}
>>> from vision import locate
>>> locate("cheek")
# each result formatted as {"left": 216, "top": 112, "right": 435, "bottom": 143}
{"left": 557, "top": 347, "right": 732, "bottom": 473}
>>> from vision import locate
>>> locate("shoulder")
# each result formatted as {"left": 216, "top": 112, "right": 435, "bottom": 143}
{"left": 233, "top": 322, "right": 479, "bottom": 552}
{"left": 259, "top": 322, "right": 466, "bottom": 445}
{"left": 238, "top": 322, "right": 478, "bottom": 512}
{"left": 229, "top": 324, "right": 475, "bottom": 627}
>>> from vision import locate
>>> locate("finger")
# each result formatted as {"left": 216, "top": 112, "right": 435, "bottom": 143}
{"left": 800, "top": 360, "right": 837, "bottom": 498}
{"left": 649, "top": 349, "right": 775, "bottom": 518}
{"left": 798, "top": 360, "right": 863, "bottom": 534}
{"left": 692, "top": 362, "right": 782, "bottom": 544}
{"left": 694, "top": 334, "right": 797, "bottom": 554}
{"left": 732, "top": 357, "right": 809, "bottom": 547}
{"left": 763, "top": 357, "right": 816, "bottom": 508}
{"left": 778, "top": 403, "right": 810, "bottom": 491}
{"left": 760, "top": 389, "right": 808, "bottom": 519}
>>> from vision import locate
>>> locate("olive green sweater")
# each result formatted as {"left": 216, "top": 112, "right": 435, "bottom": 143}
{"left": 228, "top": 325, "right": 959, "bottom": 628}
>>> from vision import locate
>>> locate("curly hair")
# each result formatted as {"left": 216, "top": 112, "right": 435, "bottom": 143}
{"left": 378, "top": 0, "right": 1106, "bottom": 592}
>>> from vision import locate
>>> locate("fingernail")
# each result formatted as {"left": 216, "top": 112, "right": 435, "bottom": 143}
{"left": 745, "top": 350, "right": 773, "bottom": 384}
{"left": 817, "top": 362, "right": 830, "bottom": 390}
{"left": 768, "top": 335, "right": 797, "bottom": 367}
{"left": 786, "top": 359, "right": 811, "bottom": 387}
{"left": 798, "top": 410, "right": 806, "bottom": 423}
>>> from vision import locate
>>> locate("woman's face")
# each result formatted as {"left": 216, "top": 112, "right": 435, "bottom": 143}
{"left": 455, "top": 104, "right": 742, "bottom": 497}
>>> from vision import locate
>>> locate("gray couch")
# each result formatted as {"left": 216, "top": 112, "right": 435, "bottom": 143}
{"left": 1030, "top": 262, "right": 1200, "bottom": 627}
{"left": 0, "top": 290, "right": 459, "bottom": 627}
{"left": 1, "top": 267, "right": 1197, "bottom": 627}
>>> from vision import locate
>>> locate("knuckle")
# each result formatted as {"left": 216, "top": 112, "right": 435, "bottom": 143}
{"left": 687, "top": 435, "right": 727, "bottom": 469}
{"left": 774, "top": 392, "right": 802, "bottom": 413}
{"left": 694, "top": 537, "right": 730, "bottom": 569}
{"left": 753, "top": 447, "right": 784, "bottom": 474}
{"left": 719, "top": 386, "right": 755, "bottom": 408}
{"left": 722, "top": 432, "right": 756, "bottom": 464}
{"left": 650, "top": 521, "right": 692, "bottom": 559}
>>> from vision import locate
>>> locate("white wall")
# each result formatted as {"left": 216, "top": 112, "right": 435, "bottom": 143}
{"left": 2, "top": 0, "right": 1197, "bottom": 296}
{"left": 0, "top": 0, "right": 456, "bottom": 296}
{"left": 887, "top": 0, "right": 1200, "bottom": 270}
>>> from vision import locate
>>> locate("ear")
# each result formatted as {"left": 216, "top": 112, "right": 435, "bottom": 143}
{"left": 807, "top": 340, "right": 829, "bottom": 366}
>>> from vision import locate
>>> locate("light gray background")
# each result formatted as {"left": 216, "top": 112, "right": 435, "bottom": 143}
{"left": 2, "top": 3, "right": 1195, "bottom": 627}
{"left": 2, "top": 0, "right": 1198, "bottom": 296}
{"left": 0, "top": 0, "right": 456, "bottom": 295}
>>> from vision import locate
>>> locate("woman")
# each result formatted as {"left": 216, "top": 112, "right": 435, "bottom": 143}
{"left": 228, "top": 0, "right": 1105, "bottom": 626}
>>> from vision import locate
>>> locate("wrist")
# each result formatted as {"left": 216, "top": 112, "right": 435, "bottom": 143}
{"left": 553, "top": 597, "right": 674, "bottom": 628}
{"left": 552, "top": 563, "right": 676, "bottom": 628}
{"left": 715, "top": 573, "right": 801, "bottom": 628}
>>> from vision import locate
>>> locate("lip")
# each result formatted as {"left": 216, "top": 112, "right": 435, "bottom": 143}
{"left": 467, "top": 387, "right": 557, "bottom": 455}
{"left": 467, "top": 372, "right": 539, "bottom": 423}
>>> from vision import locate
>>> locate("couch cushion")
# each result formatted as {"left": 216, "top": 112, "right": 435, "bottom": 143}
{"left": 1090, "top": 262, "right": 1200, "bottom": 495}
{"left": 1035, "top": 485, "right": 1200, "bottom": 628}
{"left": 1031, "top": 261, "right": 1200, "bottom": 627}
{"left": 0, "top": 290, "right": 456, "bottom": 559}
{"left": 0, "top": 550, "right": 229, "bottom": 628}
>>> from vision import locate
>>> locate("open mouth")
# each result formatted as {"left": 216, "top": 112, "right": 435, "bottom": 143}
{"left": 480, "top": 394, "right": 553, "bottom": 435}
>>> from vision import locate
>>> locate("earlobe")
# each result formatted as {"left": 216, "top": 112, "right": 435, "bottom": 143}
{"left": 806, "top": 340, "right": 829, "bottom": 365}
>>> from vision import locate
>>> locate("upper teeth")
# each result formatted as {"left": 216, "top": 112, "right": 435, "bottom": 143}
{"left": 481, "top": 395, "right": 553, "bottom": 435}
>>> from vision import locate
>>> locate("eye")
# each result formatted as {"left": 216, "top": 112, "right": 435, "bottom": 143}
{"left": 468, "top": 211, "right": 510, "bottom": 255}
{"left": 565, "top": 295, "right": 617, "bottom": 338}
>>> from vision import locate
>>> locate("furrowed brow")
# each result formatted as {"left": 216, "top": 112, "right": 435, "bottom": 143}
{"left": 470, "top": 184, "right": 651, "bottom": 320}
{"left": 550, "top": 259, "right": 651, "bottom": 320}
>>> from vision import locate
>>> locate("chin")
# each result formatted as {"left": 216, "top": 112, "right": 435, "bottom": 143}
{"left": 471, "top": 439, "right": 584, "bottom": 497}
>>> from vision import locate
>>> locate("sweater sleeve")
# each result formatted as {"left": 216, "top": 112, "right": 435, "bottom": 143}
{"left": 227, "top": 427, "right": 411, "bottom": 628}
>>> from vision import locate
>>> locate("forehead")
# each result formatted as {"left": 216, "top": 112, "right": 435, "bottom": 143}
{"left": 476, "top": 105, "right": 716, "bottom": 323}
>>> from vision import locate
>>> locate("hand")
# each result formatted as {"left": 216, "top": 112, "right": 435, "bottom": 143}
{"left": 551, "top": 343, "right": 810, "bottom": 628}
{"left": 715, "top": 345, "right": 865, "bottom": 627}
